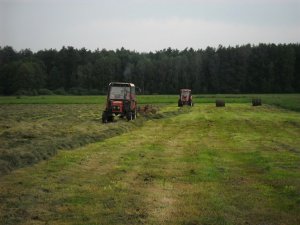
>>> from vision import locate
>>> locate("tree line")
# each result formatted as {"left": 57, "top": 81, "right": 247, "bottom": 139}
{"left": 0, "top": 43, "right": 299, "bottom": 95}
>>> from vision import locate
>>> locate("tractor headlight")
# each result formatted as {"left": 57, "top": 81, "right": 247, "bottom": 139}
{"left": 112, "top": 105, "right": 120, "bottom": 111}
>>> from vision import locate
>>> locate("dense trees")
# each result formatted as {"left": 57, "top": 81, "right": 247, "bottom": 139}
{"left": 0, "top": 44, "right": 299, "bottom": 95}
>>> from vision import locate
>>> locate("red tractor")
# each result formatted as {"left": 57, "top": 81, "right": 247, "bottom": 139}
{"left": 178, "top": 89, "right": 193, "bottom": 107}
{"left": 102, "top": 82, "right": 137, "bottom": 123}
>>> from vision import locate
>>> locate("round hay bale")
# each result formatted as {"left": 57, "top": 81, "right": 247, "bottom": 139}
{"left": 216, "top": 99, "right": 225, "bottom": 107}
{"left": 252, "top": 98, "right": 262, "bottom": 106}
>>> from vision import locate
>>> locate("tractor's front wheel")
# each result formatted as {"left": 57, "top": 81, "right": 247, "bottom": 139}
{"left": 108, "top": 116, "right": 114, "bottom": 122}
{"left": 178, "top": 100, "right": 183, "bottom": 107}
{"left": 133, "top": 109, "right": 137, "bottom": 120}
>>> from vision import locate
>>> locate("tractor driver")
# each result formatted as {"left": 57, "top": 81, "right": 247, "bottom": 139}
{"left": 123, "top": 87, "right": 130, "bottom": 100}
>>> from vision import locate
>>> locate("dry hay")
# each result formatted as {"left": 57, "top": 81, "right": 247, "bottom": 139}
{"left": 138, "top": 105, "right": 159, "bottom": 115}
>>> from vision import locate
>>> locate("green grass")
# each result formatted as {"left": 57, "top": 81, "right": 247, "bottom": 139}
{"left": 0, "top": 95, "right": 177, "bottom": 105}
{"left": 0, "top": 95, "right": 106, "bottom": 104}
{"left": 0, "top": 104, "right": 300, "bottom": 225}
{"left": 1, "top": 94, "right": 299, "bottom": 111}
{"left": 193, "top": 94, "right": 300, "bottom": 111}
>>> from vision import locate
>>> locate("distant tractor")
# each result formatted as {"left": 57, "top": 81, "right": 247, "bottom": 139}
{"left": 102, "top": 82, "right": 137, "bottom": 123}
{"left": 178, "top": 89, "right": 193, "bottom": 107}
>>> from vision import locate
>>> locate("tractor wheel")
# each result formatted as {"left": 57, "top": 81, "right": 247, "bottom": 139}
{"left": 178, "top": 100, "right": 183, "bottom": 107}
{"left": 133, "top": 109, "right": 137, "bottom": 120}
{"left": 126, "top": 112, "right": 133, "bottom": 121}
{"left": 102, "top": 112, "right": 108, "bottom": 123}
{"left": 108, "top": 116, "right": 114, "bottom": 122}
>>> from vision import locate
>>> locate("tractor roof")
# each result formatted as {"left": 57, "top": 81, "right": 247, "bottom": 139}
{"left": 109, "top": 82, "right": 135, "bottom": 87}
{"left": 180, "top": 89, "right": 191, "bottom": 92}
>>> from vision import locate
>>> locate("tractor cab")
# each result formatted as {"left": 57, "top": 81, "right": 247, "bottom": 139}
{"left": 178, "top": 89, "right": 193, "bottom": 107}
{"left": 102, "top": 82, "right": 137, "bottom": 123}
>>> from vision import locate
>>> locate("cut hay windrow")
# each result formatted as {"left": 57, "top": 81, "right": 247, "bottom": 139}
{"left": 0, "top": 104, "right": 189, "bottom": 176}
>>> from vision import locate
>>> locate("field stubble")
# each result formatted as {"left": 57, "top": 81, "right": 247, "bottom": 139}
{"left": 0, "top": 103, "right": 300, "bottom": 225}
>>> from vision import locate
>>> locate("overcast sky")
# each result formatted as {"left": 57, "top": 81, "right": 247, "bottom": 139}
{"left": 1, "top": 0, "right": 299, "bottom": 52}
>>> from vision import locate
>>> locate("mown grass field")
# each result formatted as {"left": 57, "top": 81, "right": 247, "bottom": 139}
{"left": 0, "top": 95, "right": 300, "bottom": 225}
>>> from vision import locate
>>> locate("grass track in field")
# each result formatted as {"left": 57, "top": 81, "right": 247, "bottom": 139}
{"left": 0, "top": 104, "right": 299, "bottom": 225}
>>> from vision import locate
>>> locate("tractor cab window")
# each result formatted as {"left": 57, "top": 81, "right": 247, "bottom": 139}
{"left": 109, "top": 86, "right": 130, "bottom": 100}
{"left": 131, "top": 87, "right": 136, "bottom": 100}
{"left": 181, "top": 90, "right": 190, "bottom": 97}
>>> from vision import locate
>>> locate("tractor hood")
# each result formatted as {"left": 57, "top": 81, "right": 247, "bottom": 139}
{"left": 111, "top": 100, "right": 123, "bottom": 113}
{"left": 181, "top": 94, "right": 190, "bottom": 101}
{"left": 180, "top": 89, "right": 191, "bottom": 102}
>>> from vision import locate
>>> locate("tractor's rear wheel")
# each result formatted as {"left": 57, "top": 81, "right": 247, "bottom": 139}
{"left": 126, "top": 112, "right": 133, "bottom": 121}
{"left": 178, "top": 100, "right": 183, "bottom": 107}
{"left": 102, "top": 112, "right": 108, "bottom": 123}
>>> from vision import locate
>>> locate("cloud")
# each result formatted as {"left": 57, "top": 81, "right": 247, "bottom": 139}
{"left": 1, "top": 0, "right": 299, "bottom": 51}
{"left": 68, "top": 18, "right": 300, "bottom": 51}
{"left": 130, "top": 0, "right": 299, "bottom": 3}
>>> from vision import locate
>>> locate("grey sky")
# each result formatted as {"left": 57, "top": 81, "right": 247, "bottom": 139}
{"left": 1, "top": 0, "right": 300, "bottom": 52}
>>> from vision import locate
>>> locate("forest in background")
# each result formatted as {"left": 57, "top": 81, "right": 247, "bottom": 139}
{"left": 0, "top": 43, "right": 299, "bottom": 95}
